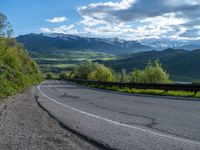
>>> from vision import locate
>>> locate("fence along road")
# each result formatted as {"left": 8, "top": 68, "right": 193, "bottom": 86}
{"left": 70, "top": 79, "right": 200, "bottom": 94}
{"left": 37, "top": 80, "right": 200, "bottom": 150}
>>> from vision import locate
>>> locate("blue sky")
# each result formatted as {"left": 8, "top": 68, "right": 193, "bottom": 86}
{"left": 1, "top": 0, "right": 200, "bottom": 41}
{"left": 0, "top": 0, "right": 114, "bottom": 35}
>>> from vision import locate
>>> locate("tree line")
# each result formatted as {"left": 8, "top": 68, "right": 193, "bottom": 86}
{"left": 55, "top": 60, "right": 171, "bottom": 84}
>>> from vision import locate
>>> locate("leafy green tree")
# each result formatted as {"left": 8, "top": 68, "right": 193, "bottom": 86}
{"left": 72, "top": 61, "right": 94, "bottom": 79}
{"left": 0, "top": 38, "right": 41, "bottom": 97}
{"left": 131, "top": 69, "right": 145, "bottom": 83}
{"left": 46, "top": 72, "right": 54, "bottom": 79}
{"left": 88, "top": 63, "right": 115, "bottom": 82}
{"left": 131, "top": 60, "right": 171, "bottom": 83}
{"left": 0, "top": 14, "right": 41, "bottom": 97}
{"left": 117, "top": 68, "right": 130, "bottom": 83}
{"left": 72, "top": 61, "right": 115, "bottom": 82}
{"left": 0, "top": 12, "right": 13, "bottom": 37}
{"left": 59, "top": 72, "right": 69, "bottom": 80}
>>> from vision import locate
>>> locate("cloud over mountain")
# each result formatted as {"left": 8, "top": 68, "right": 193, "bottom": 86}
{"left": 41, "top": 0, "right": 200, "bottom": 41}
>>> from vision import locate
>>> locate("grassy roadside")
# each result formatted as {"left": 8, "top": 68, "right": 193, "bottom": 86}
{"left": 74, "top": 82, "right": 200, "bottom": 98}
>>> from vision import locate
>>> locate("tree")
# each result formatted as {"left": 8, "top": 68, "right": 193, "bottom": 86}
{"left": 72, "top": 61, "right": 115, "bottom": 82}
{"left": 131, "top": 60, "right": 171, "bottom": 83}
{"left": 117, "top": 68, "right": 130, "bottom": 83}
{"left": 59, "top": 72, "right": 69, "bottom": 80}
{"left": 0, "top": 12, "right": 13, "bottom": 37}
{"left": 72, "top": 61, "right": 94, "bottom": 79}
{"left": 46, "top": 72, "right": 54, "bottom": 79}
{"left": 88, "top": 63, "right": 115, "bottom": 82}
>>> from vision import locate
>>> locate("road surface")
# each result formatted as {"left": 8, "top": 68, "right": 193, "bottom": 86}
{"left": 37, "top": 80, "right": 200, "bottom": 150}
{"left": 0, "top": 87, "right": 99, "bottom": 150}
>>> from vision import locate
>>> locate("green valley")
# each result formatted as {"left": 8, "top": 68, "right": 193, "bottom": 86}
{"left": 31, "top": 50, "right": 116, "bottom": 73}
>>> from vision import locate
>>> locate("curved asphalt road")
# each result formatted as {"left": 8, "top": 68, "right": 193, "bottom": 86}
{"left": 36, "top": 80, "right": 200, "bottom": 150}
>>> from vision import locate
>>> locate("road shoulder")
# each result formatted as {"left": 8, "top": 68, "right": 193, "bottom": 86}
{"left": 0, "top": 87, "right": 99, "bottom": 150}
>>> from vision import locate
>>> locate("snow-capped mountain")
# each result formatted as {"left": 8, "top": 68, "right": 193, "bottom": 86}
{"left": 17, "top": 33, "right": 153, "bottom": 54}
{"left": 142, "top": 39, "right": 200, "bottom": 50}
{"left": 16, "top": 33, "right": 200, "bottom": 54}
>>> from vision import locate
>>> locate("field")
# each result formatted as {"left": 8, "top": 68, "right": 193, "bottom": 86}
{"left": 31, "top": 50, "right": 116, "bottom": 73}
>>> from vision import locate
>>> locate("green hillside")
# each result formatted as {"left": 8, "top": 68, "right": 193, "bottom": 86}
{"left": 0, "top": 38, "right": 41, "bottom": 97}
{"left": 101, "top": 48, "right": 200, "bottom": 82}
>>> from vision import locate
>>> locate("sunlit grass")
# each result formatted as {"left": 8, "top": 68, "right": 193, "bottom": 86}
{"left": 86, "top": 84, "right": 200, "bottom": 98}
{"left": 33, "top": 50, "right": 117, "bottom": 73}
{"left": 54, "top": 64, "right": 77, "bottom": 68}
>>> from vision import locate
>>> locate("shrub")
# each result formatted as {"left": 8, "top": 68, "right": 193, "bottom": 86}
{"left": 0, "top": 38, "right": 41, "bottom": 97}
{"left": 88, "top": 63, "right": 115, "bottom": 82}
{"left": 130, "top": 60, "right": 171, "bottom": 83}
{"left": 116, "top": 68, "right": 130, "bottom": 83}
{"left": 59, "top": 72, "right": 69, "bottom": 80}
{"left": 46, "top": 72, "right": 54, "bottom": 79}
{"left": 72, "top": 61, "right": 115, "bottom": 82}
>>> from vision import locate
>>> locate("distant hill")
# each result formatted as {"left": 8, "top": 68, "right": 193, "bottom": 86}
{"left": 16, "top": 33, "right": 153, "bottom": 54}
{"left": 101, "top": 48, "right": 200, "bottom": 82}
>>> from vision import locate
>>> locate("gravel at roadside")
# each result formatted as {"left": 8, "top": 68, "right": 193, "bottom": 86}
{"left": 0, "top": 87, "right": 100, "bottom": 150}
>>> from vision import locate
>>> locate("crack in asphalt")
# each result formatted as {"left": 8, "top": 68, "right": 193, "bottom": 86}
{"left": 60, "top": 93, "right": 80, "bottom": 99}
{"left": 89, "top": 102, "right": 200, "bottom": 142}
{"left": 89, "top": 102, "right": 157, "bottom": 128}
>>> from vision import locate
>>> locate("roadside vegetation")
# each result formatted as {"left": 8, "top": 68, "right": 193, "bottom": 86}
{"left": 88, "top": 84, "right": 200, "bottom": 98}
{"left": 70, "top": 61, "right": 115, "bottom": 82}
{"left": 56, "top": 60, "right": 200, "bottom": 98}
{"left": 0, "top": 13, "right": 41, "bottom": 97}
{"left": 69, "top": 59, "right": 171, "bottom": 83}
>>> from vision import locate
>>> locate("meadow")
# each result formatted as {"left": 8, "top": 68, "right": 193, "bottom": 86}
{"left": 31, "top": 50, "right": 116, "bottom": 73}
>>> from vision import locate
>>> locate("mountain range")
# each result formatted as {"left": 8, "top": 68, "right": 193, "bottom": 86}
{"left": 16, "top": 33, "right": 200, "bottom": 81}
{"left": 17, "top": 33, "right": 152, "bottom": 54}
{"left": 144, "top": 40, "right": 200, "bottom": 51}
{"left": 17, "top": 33, "right": 200, "bottom": 54}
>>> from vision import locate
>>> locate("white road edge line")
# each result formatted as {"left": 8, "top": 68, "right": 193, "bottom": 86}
{"left": 37, "top": 81, "right": 200, "bottom": 145}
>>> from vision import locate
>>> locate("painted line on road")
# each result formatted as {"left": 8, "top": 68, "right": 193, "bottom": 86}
{"left": 37, "top": 81, "right": 200, "bottom": 145}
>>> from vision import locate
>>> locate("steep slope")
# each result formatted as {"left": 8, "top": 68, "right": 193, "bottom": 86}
{"left": 0, "top": 38, "right": 41, "bottom": 97}
{"left": 16, "top": 33, "right": 152, "bottom": 54}
{"left": 102, "top": 49, "right": 200, "bottom": 81}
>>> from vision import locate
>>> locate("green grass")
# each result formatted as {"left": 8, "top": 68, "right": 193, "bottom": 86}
{"left": 81, "top": 83, "right": 200, "bottom": 98}
{"left": 54, "top": 64, "right": 77, "bottom": 68}
{"left": 32, "top": 50, "right": 117, "bottom": 74}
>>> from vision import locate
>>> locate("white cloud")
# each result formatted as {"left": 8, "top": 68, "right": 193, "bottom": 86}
{"left": 40, "top": 0, "right": 200, "bottom": 41}
{"left": 40, "top": 25, "right": 79, "bottom": 34}
{"left": 46, "top": 17, "right": 67, "bottom": 23}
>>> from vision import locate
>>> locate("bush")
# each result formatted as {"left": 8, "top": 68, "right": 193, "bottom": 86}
{"left": 59, "top": 72, "right": 69, "bottom": 80}
{"left": 46, "top": 72, "right": 54, "bottom": 79}
{"left": 116, "top": 68, "right": 130, "bottom": 83}
{"left": 88, "top": 63, "right": 115, "bottom": 82}
{"left": 130, "top": 60, "right": 171, "bottom": 83}
{"left": 71, "top": 61, "right": 94, "bottom": 79}
{"left": 0, "top": 38, "right": 41, "bottom": 97}
{"left": 71, "top": 61, "right": 115, "bottom": 82}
